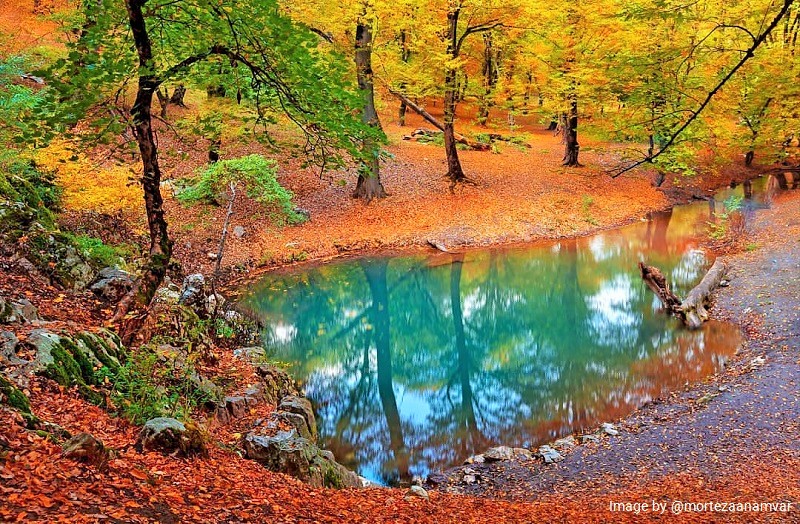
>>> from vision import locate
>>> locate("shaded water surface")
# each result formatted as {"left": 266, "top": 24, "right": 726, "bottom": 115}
{"left": 241, "top": 177, "right": 790, "bottom": 486}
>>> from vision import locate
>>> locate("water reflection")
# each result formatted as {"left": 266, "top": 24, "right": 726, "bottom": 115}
{"left": 240, "top": 178, "right": 796, "bottom": 486}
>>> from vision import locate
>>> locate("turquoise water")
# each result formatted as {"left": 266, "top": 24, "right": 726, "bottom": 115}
{"left": 240, "top": 178, "right": 783, "bottom": 486}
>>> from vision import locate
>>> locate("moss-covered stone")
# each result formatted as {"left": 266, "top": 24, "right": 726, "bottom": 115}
{"left": 42, "top": 341, "right": 105, "bottom": 406}
{"left": 0, "top": 373, "right": 38, "bottom": 426}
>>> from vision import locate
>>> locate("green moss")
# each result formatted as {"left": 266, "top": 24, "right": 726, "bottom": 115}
{"left": 0, "top": 374, "right": 32, "bottom": 414}
{"left": 58, "top": 337, "right": 97, "bottom": 385}
{"left": 43, "top": 341, "right": 105, "bottom": 407}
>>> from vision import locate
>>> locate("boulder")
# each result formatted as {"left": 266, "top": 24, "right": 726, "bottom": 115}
{"left": 601, "top": 422, "right": 619, "bottom": 436}
{"left": 62, "top": 432, "right": 109, "bottom": 468}
{"left": 539, "top": 445, "right": 563, "bottom": 464}
{"left": 278, "top": 395, "right": 317, "bottom": 441}
{"left": 0, "top": 331, "right": 22, "bottom": 365}
{"left": 255, "top": 365, "right": 299, "bottom": 405}
{"left": 138, "top": 417, "right": 206, "bottom": 456}
{"left": 273, "top": 411, "right": 315, "bottom": 442}
{"left": 233, "top": 226, "right": 246, "bottom": 238}
{"left": 89, "top": 267, "right": 135, "bottom": 302}
{"left": 243, "top": 429, "right": 359, "bottom": 488}
{"left": 483, "top": 446, "right": 514, "bottom": 462}
{"left": 404, "top": 485, "right": 429, "bottom": 500}
{"left": 0, "top": 296, "right": 40, "bottom": 324}
{"left": 178, "top": 274, "right": 206, "bottom": 309}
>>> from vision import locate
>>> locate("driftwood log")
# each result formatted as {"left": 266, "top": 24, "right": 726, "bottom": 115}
{"left": 639, "top": 258, "right": 728, "bottom": 329}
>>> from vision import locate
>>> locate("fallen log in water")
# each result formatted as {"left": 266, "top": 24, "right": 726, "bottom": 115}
{"left": 639, "top": 258, "right": 728, "bottom": 329}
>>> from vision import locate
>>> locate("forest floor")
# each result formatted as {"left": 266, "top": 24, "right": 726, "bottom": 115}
{"left": 2, "top": 189, "right": 799, "bottom": 523}
{"left": 150, "top": 105, "right": 759, "bottom": 283}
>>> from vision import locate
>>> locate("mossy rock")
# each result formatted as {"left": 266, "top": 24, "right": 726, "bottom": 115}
{"left": 0, "top": 373, "right": 37, "bottom": 425}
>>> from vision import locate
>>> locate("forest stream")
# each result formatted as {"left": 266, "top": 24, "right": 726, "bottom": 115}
{"left": 240, "top": 174, "right": 791, "bottom": 486}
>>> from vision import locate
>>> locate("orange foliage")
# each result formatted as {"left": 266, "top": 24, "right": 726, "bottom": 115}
{"left": 35, "top": 141, "right": 142, "bottom": 216}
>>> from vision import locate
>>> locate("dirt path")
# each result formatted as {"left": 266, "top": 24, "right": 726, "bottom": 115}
{"left": 428, "top": 190, "right": 800, "bottom": 519}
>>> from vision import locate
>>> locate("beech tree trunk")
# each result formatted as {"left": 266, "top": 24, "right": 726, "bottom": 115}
{"left": 352, "top": 6, "right": 387, "bottom": 203}
{"left": 476, "top": 32, "right": 497, "bottom": 126}
{"left": 115, "top": 0, "right": 173, "bottom": 324}
{"left": 169, "top": 84, "right": 187, "bottom": 106}
{"left": 444, "top": 8, "right": 467, "bottom": 186}
{"left": 563, "top": 95, "right": 581, "bottom": 166}
{"left": 397, "top": 30, "right": 410, "bottom": 126}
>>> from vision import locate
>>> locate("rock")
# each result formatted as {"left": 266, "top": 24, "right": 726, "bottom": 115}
{"left": 234, "top": 346, "right": 267, "bottom": 363}
{"left": 483, "top": 446, "right": 514, "bottom": 462}
{"left": 539, "top": 445, "right": 563, "bottom": 464}
{"left": 278, "top": 395, "right": 317, "bottom": 441}
{"left": 233, "top": 226, "right": 246, "bottom": 238}
{"left": 153, "top": 286, "right": 181, "bottom": 305}
{"left": 89, "top": 267, "right": 135, "bottom": 302}
{"left": 461, "top": 467, "right": 480, "bottom": 485}
{"left": 255, "top": 365, "right": 299, "bottom": 405}
{"left": 750, "top": 356, "right": 766, "bottom": 368}
{"left": 404, "top": 485, "right": 429, "bottom": 500}
{"left": 61, "top": 246, "right": 94, "bottom": 290}
{"left": 0, "top": 296, "right": 40, "bottom": 324}
{"left": 513, "top": 447, "right": 534, "bottom": 460}
{"left": 207, "top": 252, "right": 218, "bottom": 260}
{"left": 138, "top": 417, "right": 205, "bottom": 456}
{"left": 0, "top": 331, "right": 22, "bottom": 365}
{"left": 24, "top": 329, "right": 61, "bottom": 372}
{"left": 223, "top": 396, "right": 249, "bottom": 419}
{"left": 553, "top": 436, "right": 577, "bottom": 449}
{"left": 178, "top": 274, "right": 206, "bottom": 308}
{"left": 463, "top": 454, "right": 485, "bottom": 465}
{"left": 62, "top": 433, "right": 109, "bottom": 467}
{"left": 581, "top": 434, "right": 600, "bottom": 444}
{"left": 293, "top": 207, "right": 311, "bottom": 221}
{"left": 244, "top": 429, "right": 359, "bottom": 488}
{"left": 601, "top": 422, "right": 620, "bottom": 436}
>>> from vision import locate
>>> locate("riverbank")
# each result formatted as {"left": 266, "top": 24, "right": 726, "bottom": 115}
{"left": 162, "top": 109, "right": 760, "bottom": 281}
{"left": 427, "top": 188, "right": 800, "bottom": 519}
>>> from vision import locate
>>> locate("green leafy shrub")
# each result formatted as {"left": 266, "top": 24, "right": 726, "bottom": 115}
{"left": 178, "top": 154, "right": 305, "bottom": 225}
{"left": 66, "top": 233, "right": 133, "bottom": 268}
{"left": 110, "top": 344, "right": 215, "bottom": 424}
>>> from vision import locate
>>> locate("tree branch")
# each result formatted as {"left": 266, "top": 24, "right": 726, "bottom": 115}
{"left": 611, "top": 0, "right": 796, "bottom": 178}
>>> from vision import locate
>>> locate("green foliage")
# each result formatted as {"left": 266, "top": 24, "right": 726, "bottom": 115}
{"left": 652, "top": 146, "right": 698, "bottom": 178}
{"left": 707, "top": 194, "right": 745, "bottom": 240}
{"left": 66, "top": 234, "right": 133, "bottom": 269}
{"left": 30, "top": 0, "right": 382, "bottom": 171}
{"left": 0, "top": 156, "right": 60, "bottom": 235}
{"left": 110, "top": 344, "right": 212, "bottom": 425}
{"left": 0, "top": 373, "right": 35, "bottom": 422}
{"left": 179, "top": 155, "right": 305, "bottom": 225}
{"left": 581, "top": 195, "right": 599, "bottom": 225}
{"left": 0, "top": 56, "right": 46, "bottom": 145}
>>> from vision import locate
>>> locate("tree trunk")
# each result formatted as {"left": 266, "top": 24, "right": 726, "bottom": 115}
{"left": 563, "top": 95, "right": 581, "bottom": 166}
{"left": 169, "top": 84, "right": 187, "bottom": 106}
{"left": 745, "top": 150, "right": 755, "bottom": 166}
{"left": 156, "top": 88, "right": 168, "bottom": 118}
{"left": 352, "top": 5, "right": 387, "bottom": 203}
{"left": 639, "top": 259, "right": 728, "bottom": 329}
{"left": 397, "top": 30, "right": 410, "bottom": 126}
{"left": 476, "top": 33, "right": 497, "bottom": 126}
{"left": 115, "top": 0, "right": 173, "bottom": 324}
{"left": 444, "top": 8, "right": 467, "bottom": 186}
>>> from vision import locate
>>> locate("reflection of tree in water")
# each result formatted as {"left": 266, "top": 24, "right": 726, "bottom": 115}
{"left": 242, "top": 216, "right": 740, "bottom": 485}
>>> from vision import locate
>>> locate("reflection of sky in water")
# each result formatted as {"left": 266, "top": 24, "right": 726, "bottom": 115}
{"left": 237, "top": 181, "right": 781, "bottom": 486}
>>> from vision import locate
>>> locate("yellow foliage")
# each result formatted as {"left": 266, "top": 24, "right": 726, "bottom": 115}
{"left": 34, "top": 140, "right": 142, "bottom": 215}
